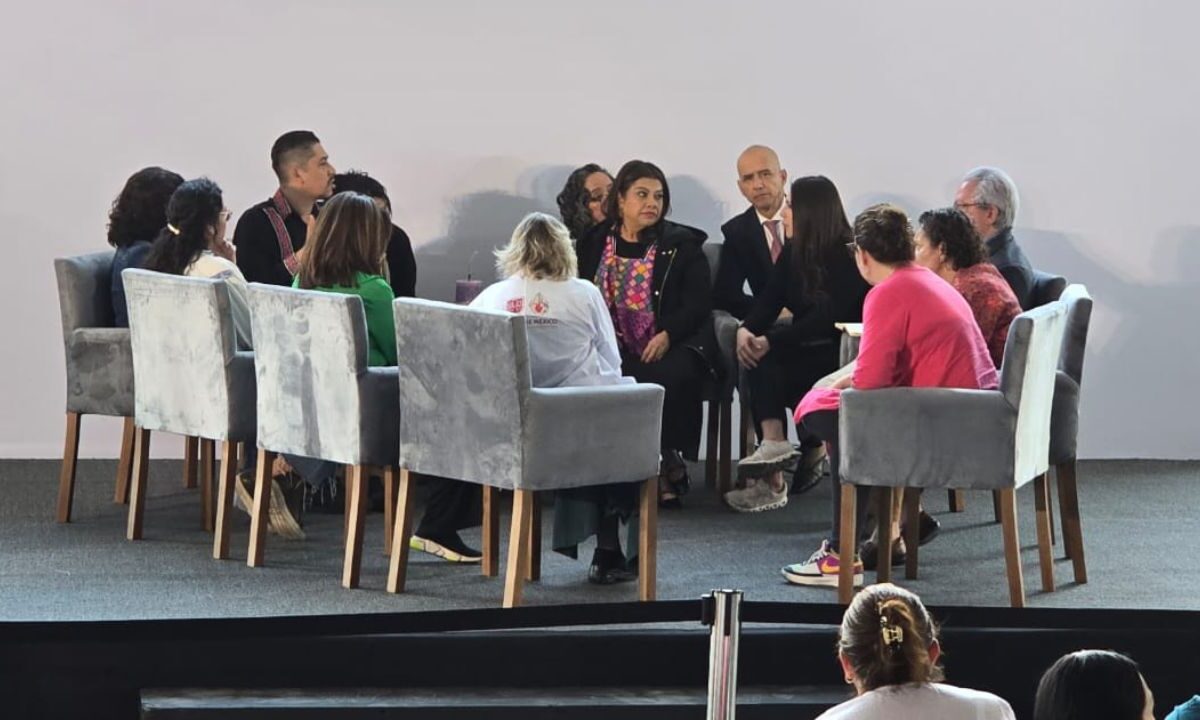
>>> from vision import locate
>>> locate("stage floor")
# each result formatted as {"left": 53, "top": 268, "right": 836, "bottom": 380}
{"left": 1, "top": 458, "right": 1196, "bottom": 621}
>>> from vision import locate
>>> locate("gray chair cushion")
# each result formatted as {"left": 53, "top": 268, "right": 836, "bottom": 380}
{"left": 1029, "top": 270, "right": 1067, "bottom": 308}
{"left": 123, "top": 270, "right": 254, "bottom": 442}
{"left": 248, "top": 283, "right": 398, "bottom": 467}
{"left": 55, "top": 252, "right": 134, "bottom": 417}
{"left": 840, "top": 302, "right": 1067, "bottom": 491}
{"left": 394, "top": 298, "right": 664, "bottom": 490}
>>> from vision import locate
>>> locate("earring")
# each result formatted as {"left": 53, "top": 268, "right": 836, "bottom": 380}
{"left": 844, "top": 676, "right": 854, "bottom": 685}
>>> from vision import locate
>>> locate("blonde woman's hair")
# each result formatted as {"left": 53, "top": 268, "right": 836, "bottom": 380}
{"left": 495, "top": 212, "right": 578, "bottom": 281}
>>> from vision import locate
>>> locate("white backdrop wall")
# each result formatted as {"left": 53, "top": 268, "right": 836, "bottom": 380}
{"left": 2, "top": 0, "right": 1196, "bottom": 459}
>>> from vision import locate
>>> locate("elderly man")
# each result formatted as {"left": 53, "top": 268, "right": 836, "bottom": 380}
{"left": 713, "top": 145, "right": 790, "bottom": 319}
{"left": 954, "top": 166, "right": 1035, "bottom": 308}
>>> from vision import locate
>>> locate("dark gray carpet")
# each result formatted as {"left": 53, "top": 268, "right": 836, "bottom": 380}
{"left": 0, "top": 459, "right": 1195, "bottom": 620}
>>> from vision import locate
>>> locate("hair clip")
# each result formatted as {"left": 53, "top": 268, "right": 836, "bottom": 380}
{"left": 879, "top": 612, "right": 904, "bottom": 649}
{"left": 167, "top": 223, "right": 181, "bottom": 236}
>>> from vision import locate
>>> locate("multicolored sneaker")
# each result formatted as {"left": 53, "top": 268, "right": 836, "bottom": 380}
{"left": 781, "top": 540, "right": 863, "bottom": 587}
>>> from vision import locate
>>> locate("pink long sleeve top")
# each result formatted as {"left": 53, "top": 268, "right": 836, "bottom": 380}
{"left": 796, "top": 265, "right": 999, "bottom": 421}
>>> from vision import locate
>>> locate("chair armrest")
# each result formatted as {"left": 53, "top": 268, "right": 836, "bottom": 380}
{"left": 521, "top": 383, "right": 665, "bottom": 490}
{"left": 712, "top": 311, "right": 739, "bottom": 392}
{"left": 838, "top": 387, "right": 1018, "bottom": 490}
{"left": 224, "top": 351, "right": 258, "bottom": 442}
{"left": 359, "top": 366, "right": 401, "bottom": 466}
{"left": 66, "top": 328, "right": 134, "bottom": 417}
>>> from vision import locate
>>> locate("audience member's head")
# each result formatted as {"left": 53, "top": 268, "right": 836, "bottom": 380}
{"left": 271, "top": 130, "right": 335, "bottom": 201}
{"left": 296, "top": 191, "right": 390, "bottom": 289}
{"left": 107, "top": 167, "right": 185, "bottom": 248}
{"left": 737, "top": 145, "right": 788, "bottom": 217}
{"left": 787, "top": 175, "right": 853, "bottom": 301}
{"left": 143, "top": 178, "right": 227, "bottom": 275}
{"left": 1034, "top": 650, "right": 1154, "bottom": 720}
{"left": 837, "top": 583, "right": 943, "bottom": 694}
{"left": 333, "top": 170, "right": 392, "bottom": 215}
{"left": 608, "top": 160, "right": 670, "bottom": 241}
{"left": 852, "top": 203, "right": 915, "bottom": 284}
{"left": 495, "top": 212, "right": 577, "bottom": 281}
{"left": 954, "top": 166, "right": 1019, "bottom": 242}
{"left": 556, "top": 164, "right": 613, "bottom": 241}
{"left": 914, "top": 207, "right": 987, "bottom": 279}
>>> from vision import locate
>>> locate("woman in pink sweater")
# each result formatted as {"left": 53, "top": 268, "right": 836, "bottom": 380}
{"left": 782, "top": 204, "right": 998, "bottom": 589}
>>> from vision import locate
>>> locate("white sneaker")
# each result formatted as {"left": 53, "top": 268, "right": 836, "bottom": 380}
{"left": 738, "top": 440, "right": 800, "bottom": 478}
{"left": 724, "top": 478, "right": 789, "bottom": 513}
{"left": 781, "top": 540, "right": 864, "bottom": 588}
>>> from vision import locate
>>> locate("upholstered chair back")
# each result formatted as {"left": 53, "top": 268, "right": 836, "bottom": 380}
{"left": 55, "top": 252, "right": 134, "bottom": 417}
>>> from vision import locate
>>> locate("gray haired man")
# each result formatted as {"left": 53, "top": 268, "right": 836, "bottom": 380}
{"left": 954, "top": 166, "right": 1035, "bottom": 308}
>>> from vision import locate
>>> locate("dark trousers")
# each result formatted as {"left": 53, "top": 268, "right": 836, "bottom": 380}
{"left": 415, "top": 473, "right": 482, "bottom": 537}
{"left": 801, "top": 408, "right": 870, "bottom": 555}
{"left": 746, "top": 341, "right": 839, "bottom": 449}
{"left": 622, "top": 347, "right": 706, "bottom": 460}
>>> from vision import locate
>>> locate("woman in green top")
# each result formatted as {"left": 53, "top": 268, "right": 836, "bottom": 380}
{"left": 294, "top": 191, "right": 483, "bottom": 562}
{"left": 294, "top": 191, "right": 396, "bottom": 365}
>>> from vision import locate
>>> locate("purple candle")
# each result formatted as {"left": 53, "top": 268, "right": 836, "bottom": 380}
{"left": 455, "top": 278, "right": 483, "bottom": 305}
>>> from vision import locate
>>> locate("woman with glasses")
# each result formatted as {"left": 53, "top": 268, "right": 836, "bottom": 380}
{"left": 557, "top": 163, "right": 613, "bottom": 242}
{"left": 728, "top": 176, "right": 870, "bottom": 513}
{"left": 143, "top": 178, "right": 251, "bottom": 350}
{"left": 783, "top": 204, "right": 997, "bottom": 588}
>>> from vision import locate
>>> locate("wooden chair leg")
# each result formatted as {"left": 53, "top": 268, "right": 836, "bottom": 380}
{"left": 837, "top": 483, "right": 858, "bottom": 605}
{"left": 212, "top": 440, "right": 238, "bottom": 559}
{"left": 718, "top": 396, "right": 733, "bottom": 495}
{"left": 1047, "top": 482, "right": 1056, "bottom": 546}
{"left": 247, "top": 449, "right": 275, "bottom": 568}
{"left": 876, "top": 487, "right": 894, "bottom": 584}
{"left": 386, "top": 469, "right": 417, "bottom": 593}
{"left": 383, "top": 466, "right": 398, "bottom": 556}
{"left": 482, "top": 485, "right": 500, "bottom": 577}
{"left": 503, "top": 489, "right": 534, "bottom": 608}
{"left": 740, "top": 395, "right": 754, "bottom": 458}
{"left": 200, "top": 439, "right": 216, "bottom": 532}
{"left": 1033, "top": 473, "right": 1056, "bottom": 593}
{"left": 1056, "top": 460, "right": 1088, "bottom": 584}
{"left": 997, "top": 488, "right": 1025, "bottom": 608}
{"left": 947, "top": 489, "right": 965, "bottom": 513}
{"left": 992, "top": 490, "right": 1003, "bottom": 523}
{"left": 342, "top": 464, "right": 369, "bottom": 589}
{"left": 526, "top": 493, "right": 541, "bottom": 582}
{"left": 639, "top": 476, "right": 658, "bottom": 602}
{"left": 904, "top": 487, "right": 921, "bottom": 580}
{"left": 114, "top": 416, "right": 135, "bottom": 505}
{"left": 183, "top": 436, "right": 199, "bottom": 489}
{"left": 56, "top": 412, "right": 82, "bottom": 523}
{"left": 704, "top": 401, "right": 719, "bottom": 489}
{"left": 125, "top": 426, "right": 152, "bottom": 540}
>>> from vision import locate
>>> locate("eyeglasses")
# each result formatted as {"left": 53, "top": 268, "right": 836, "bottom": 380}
{"left": 587, "top": 192, "right": 607, "bottom": 204}
{"left": 220, "top": 209, "right": 233, "bottom": 223}
{"left": 954, "top": 202, "right": 989, "bottom": 212}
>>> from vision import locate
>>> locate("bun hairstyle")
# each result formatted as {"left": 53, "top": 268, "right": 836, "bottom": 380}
{"left": 852, "top": 203, "right": 915, "bottom": 265}
{"left": 838, "top": 583, "right": 943, "bottom": 691}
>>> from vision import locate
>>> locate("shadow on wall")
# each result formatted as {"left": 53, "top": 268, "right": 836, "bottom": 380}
{"left": 846, "top": 191, "right": 930, "bottom": 218}
{"left": 1021, "top": 227, "right": 1200, "bottom": 458}
{"left": 415, "top": 170, "right": 728, "bottom": 302}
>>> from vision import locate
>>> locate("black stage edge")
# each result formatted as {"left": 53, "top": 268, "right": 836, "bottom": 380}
{"left": 3, "top": 602, "right": 1199, "bottom": 719}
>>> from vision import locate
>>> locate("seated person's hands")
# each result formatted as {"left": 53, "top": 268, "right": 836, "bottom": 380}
{"left": 736, "top": 326, "right": 771, "bottom": 368}
{"left": 641, "top": 330, "right": 670, "bottom": 363}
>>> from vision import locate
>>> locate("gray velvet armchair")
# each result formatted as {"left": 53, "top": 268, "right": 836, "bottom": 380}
{"left": 387, "top": 298, "right": 665, "bottom": 607}
{"left": 834, "top": 300, "right": 1068, "bottom": 607}
{"left": 54, "top": 251, "right": 136, "bottom": 522}
{"left": 247, "top": 283, "right": 400, "bottom": 589}
{"left": 703, "top": 242, "right": 740, "bottom": 494}
{"left": 122, "top": 269, "right": 256, "bottom": 558}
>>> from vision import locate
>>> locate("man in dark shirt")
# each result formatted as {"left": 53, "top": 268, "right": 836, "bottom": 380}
{"left": 331, "top": 170, "right": 418, "bottom": 297}
{"left": 954, "top": 166, "right": 1035, "bottom": 308}
{"left": 233, "top": 130, "right": 335, "bottom": 286}
{"left": 714, "top": 145, "right": 790, "bottom": 320}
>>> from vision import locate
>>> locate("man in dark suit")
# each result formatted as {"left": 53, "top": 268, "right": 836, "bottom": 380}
{"left": 713, "top": 145, "right": 790, "bottom": 320}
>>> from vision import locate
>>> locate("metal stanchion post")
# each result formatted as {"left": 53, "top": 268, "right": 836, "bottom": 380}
{"left": 702, "top": 589, "right": 743, "bottom": 720}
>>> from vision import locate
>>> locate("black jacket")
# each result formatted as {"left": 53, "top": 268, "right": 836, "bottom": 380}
{"left": 713, "top": 206, "right": 776, "bottom": 319}
{"left": 578, "top": 219, "right": 718, "bottom": 374}
{"left": 742, "top": 244, "right": 870, "bottom": 353}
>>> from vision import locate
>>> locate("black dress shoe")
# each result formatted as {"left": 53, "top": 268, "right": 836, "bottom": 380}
{"left": 860, "top": 538, "right": 906, "bottom": 571}
{"left": 917, "top": 510, "right": 941, "bottom": 546}
{"left": 588, "top": 549, "right": 637, "bottom": 585}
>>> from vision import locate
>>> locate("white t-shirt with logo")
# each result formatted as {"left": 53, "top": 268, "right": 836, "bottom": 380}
{"left": 470, "top": 274, "right": 630, "bottom": 389}
{"left": 816, "top": 683, "right": 1015, "bottom": 720}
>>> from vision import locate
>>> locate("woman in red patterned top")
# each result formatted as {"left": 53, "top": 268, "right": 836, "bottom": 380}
{"left": 914, "top": 208, "right": 1021, "bottom": 368}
